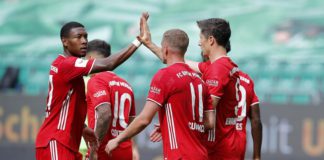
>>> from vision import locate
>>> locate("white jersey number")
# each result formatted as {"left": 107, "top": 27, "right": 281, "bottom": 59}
{"left": 189, "top": 83, "right": 204, "bottom": 122}
{"left": 235, "top": 80, "right": 247, "bottom": 130}
{"left": 112, "top": 92, "right": 132, "bottom": 129}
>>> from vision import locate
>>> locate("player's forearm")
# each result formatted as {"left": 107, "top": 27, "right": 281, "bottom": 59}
{"left": 95, "top": 113, "right": 111, "bottom": 143}
{"left": 145, "top": 41, "right": 163, "bottom": 61}
{"left": 204, "top": 110, "right": 215, "bottom": 129}
{"left": 251, "top": 118, "right": 262, "bottom": 159}
{"left": 116, "top": 116, "right": 150, "bottom": 144}
{"left": 90, "top": 43, "right": 139, "bottom": 73}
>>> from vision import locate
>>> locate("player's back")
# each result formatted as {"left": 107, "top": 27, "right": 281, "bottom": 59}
{"left": 86, "top": 71, "right": 135, "bottom": 157}
{"left": 235, "top": 71, "right": 259, "bottom": 158}
{"left": 199, "top": 57, "right": 241, "bottom": 158}
{"left": 149, "top": 63, "right": 209, "bottom": 160}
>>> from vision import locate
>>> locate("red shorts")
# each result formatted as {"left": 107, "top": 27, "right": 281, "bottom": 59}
{"left": 85, "top": 145, "right": 132, "bottom": 160}
{"left": 208, "top": 151, "right": 243, "bottom": 160}
{"left": 36, "top": 140, "right": 83, "bottom": 160}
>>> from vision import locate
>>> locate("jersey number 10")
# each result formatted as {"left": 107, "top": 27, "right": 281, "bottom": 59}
{"left": 112, "top": 92, "right": 132, "bottom": 129}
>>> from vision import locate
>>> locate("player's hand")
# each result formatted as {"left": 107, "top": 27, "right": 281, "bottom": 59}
{"left": 138, "top": 12, "right": 151, "bottom": 46}
{"left": 105, "top": 138, "right": 119, "bottom": 155}
{"left": 82, "top": 126, "right": 99, "bottom": 151}
{"left": 150, "top": 123, "right": 162, "bottom": 142}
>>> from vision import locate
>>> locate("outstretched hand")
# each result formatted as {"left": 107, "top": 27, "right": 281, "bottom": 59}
{"left": 138, "top": 12, "right": 151, "bottom": 46}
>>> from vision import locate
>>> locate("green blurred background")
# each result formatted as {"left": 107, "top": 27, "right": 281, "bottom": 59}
{"left": 0, "top": 0, "right": 324, "bottom": 159}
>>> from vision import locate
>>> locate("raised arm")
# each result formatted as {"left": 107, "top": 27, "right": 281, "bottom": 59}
{"left": 249, "top": 103, "right": 262, "bottom": 160}
{"left": 90, "top": 12, "right": 150, "bottom": 74}
{"left": 137, "top": 12, "right": 163, "bottom": 61}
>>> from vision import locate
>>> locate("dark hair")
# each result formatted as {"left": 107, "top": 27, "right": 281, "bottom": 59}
{"left": 87, "top": 39, "right": 111, "bottom": 57}
{"left": 60, "top": 21, "right": 84, "bottom": 39}
{"left": 162, "top": 29, "right": 189, "bottom": 54}
{"left": 197, "top": 18, "right": 231, "bottom": 52}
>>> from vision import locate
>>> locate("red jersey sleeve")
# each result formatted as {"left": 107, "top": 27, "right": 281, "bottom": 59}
{"left": 198, "top": 61, "right": 210, "bottom": 74}
{"left": 250, "top": 80, "right": 259, "bottom": 106}
{"left": 87, "top": 77, "right": 111, "bottom": 109}
{"left": 204, "top": 65, "right": 228, "bottom": 98}
{"left": 147, "top": 70, "right": 169, "bottom": 107}
{"left": 203, "top": 84, "right": 214, "bottom": 111}
{"left": 60, "top": 57, "right": 95, "bottom": 82}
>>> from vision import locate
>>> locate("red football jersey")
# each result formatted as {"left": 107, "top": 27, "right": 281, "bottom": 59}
{"left": 86, "top": 71, "right": 135, "bottom": 157}
{"left": 236, "top": 71, "right": 259, "bottom": 158}
{"left": 36, "top": 54, "right": 95, "bottom": 152}
{"left": 198, "top": 56, "right": 242, "bottom": 159}
{"left": 147, "top": 63, "right": 212, "bottom": 160}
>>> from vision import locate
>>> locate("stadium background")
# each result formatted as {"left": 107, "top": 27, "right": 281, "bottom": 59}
{"left": 0, "top": 0, "right": 323, "bottom": 159}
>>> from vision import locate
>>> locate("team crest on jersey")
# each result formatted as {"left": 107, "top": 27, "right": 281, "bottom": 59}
{"left": 206, "top": 79, "right": 218, "bottom": 87}
{"left": 75, "top": 58, "right": 88, "bottom": 67}
{"left": 150, "top": 86, "right": 161, "bottom": 94}
{"left": 93, "top": 90, "right": 106, "bottom": 98}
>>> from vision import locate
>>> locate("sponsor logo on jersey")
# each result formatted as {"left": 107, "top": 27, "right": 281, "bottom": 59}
{"left": 150, "top": 86, "right": 161, "bottom": 94}
{"left": 50, "top": 65, "right": 58, "bottom": 73}
{"left": 206, "top": 79, "right": 218, "bottom": 87}
{"left": 75, "top": 58, "right": 88, "bottom": 67}
{"left": 93, "top": 90, "right": 106, "bottom": 98}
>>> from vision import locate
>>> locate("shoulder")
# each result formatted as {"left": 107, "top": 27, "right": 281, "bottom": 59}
{"left": 88, "top": 74, "right": 106, "bottom": 86}
{"left": 239, "top": 71, "right": 254, "bottom": 85}
{"left": 152, "top": 67, "right": 170, "bottom": 81}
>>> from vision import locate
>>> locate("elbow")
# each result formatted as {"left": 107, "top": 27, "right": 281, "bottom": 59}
{"left": 98, "top": 110, "right": 112, "bottom": 124}
{"left": 140, "top": 119, "right": 151, "bottom": 127}
{"left": 137, "top": 117, "right": 151, "bottom": 128}
{"left": 104, "top": 61, "right": 115, "bottom": 71}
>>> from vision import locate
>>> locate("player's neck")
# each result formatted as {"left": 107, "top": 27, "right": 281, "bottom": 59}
{"left": 166, "top": 56, "right": 185, "bottom": 66}
{"left": 63, "top": 50, "right": 82, "bottom": 58}
{"left": 209, "top": 47, "right": 227, "bottom": 63}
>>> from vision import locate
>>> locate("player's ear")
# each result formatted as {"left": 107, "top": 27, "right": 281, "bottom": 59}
{"left": 208, "top": 36, "right": 215, "bottom": 46}
{"left": 164, "top": 46, "right": 169, "bottom": 56}
{"left": 61, "top": 38, "right": 68, "bottom": 48}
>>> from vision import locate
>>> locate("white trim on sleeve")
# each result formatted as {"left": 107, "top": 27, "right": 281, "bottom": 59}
{"left": 88, "top": 59, "right": 96, "bottom": 75}
{"left": 251, "top": 102, "right": 260, "bottom": 106}
{"left": 210, "top": 95, "right": 221, "bottom": 99}
{"left": 147, "top": 98, "right": 162, "bottom": 107}
{"left": 94, "top": 102, "right": 110, "bottom": 110}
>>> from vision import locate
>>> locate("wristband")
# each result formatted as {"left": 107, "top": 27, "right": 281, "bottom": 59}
{"left": 132, "top": 38, "right": 142, "bottom": 47}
